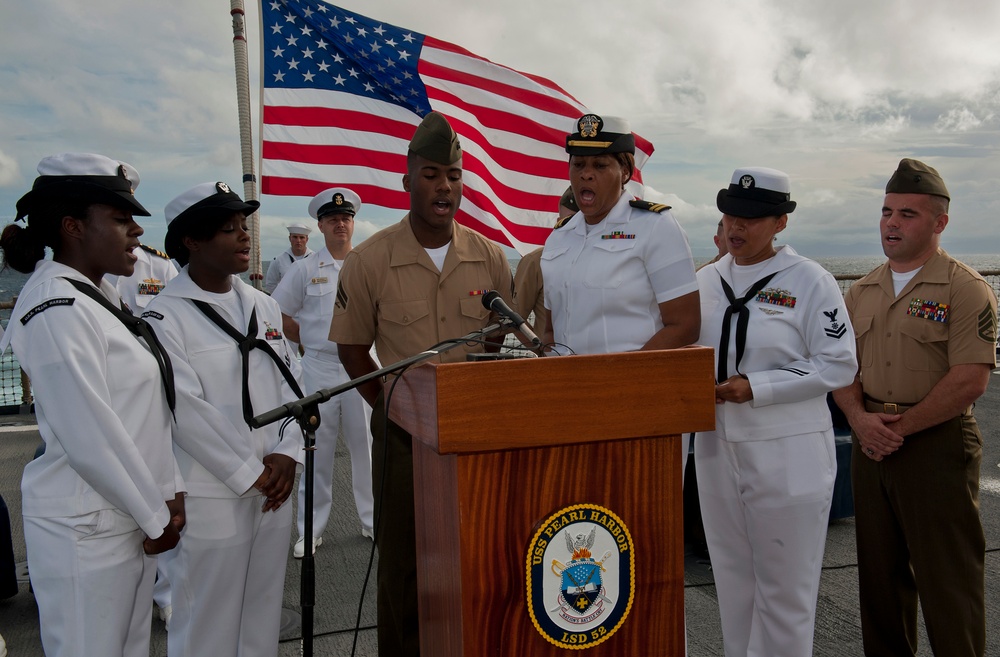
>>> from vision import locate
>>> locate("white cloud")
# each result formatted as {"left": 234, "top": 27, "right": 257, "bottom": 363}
{"left": 0, "top": 149, "right": 22, "bottom": 188}
{"left": 2, "top": 0, "right": 1000, "bottom": 258}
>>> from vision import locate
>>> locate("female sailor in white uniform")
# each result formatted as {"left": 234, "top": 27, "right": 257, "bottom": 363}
{"left": 695, "top": 167, "right": 857, "bottom": 657}
{"left": 145, "top": 182, "right": 303, "bottom": 657}
{"left": 0, "top": 153, "right": 182, "bottom": 657}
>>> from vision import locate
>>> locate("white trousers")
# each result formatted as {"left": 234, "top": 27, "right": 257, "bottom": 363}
{"left": 152, "top": 550, "right": 174, "bottom": 610}
{"left": 694, "top": 429, "right": 835, "bottom": 657}
{"left": 297, "top": 353, "right": 373, "bottom": 538}
{"left": 25, "top": 509, "right": 157, "bottom": 657}
{"left": 166, "top": 496, "right": 292, "bottom": 657}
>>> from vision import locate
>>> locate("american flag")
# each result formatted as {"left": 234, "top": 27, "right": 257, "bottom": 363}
{"left": 260, "top": 0, "right": 654, "bottom": 253}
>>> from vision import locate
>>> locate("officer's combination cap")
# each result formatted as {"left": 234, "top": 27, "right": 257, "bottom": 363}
{"left": 309, "top": 188, "right": 362, "bottom": 219}
{"left": 565, "top": 114, "right": 635, "bottom": 157}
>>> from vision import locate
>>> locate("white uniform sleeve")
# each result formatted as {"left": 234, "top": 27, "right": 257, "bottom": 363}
{"left": 747, "top": 272, "right": 858, "bottom": 408}
{"left": 263, "top": 257, "right": 281, "bottom": 294}
{"left": 270, "top": 260, "right": 305, "bottom": 318}
{"left": 148, "top": 308, "right": 267, "bottom": 496}
{"left": 14, "top": 302, "right": 171, "bottom": 537}
{"left": 644, "top": 212, "right": 699, "bottom": 304}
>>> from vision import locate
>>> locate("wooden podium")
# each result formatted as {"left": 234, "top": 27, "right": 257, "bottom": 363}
{"left": 389, "top": 347, "right": 715, "bottom": 656}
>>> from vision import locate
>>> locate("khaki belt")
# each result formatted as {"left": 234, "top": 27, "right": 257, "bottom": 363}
{"left": 863, "top": 399, "right": 912, "bottom": 414}
{"left": 863, "top": 395, "right": 973, "bottom": 416}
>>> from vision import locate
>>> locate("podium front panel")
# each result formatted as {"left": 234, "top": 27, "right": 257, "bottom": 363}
{"left": 414, "top": 433, "right": 685, "bottom": 656}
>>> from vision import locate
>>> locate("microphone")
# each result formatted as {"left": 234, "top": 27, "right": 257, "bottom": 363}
{"left": 481, "top": 290, "right": 542, "bottom": 348}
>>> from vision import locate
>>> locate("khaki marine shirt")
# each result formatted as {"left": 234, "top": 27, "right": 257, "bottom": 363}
{"left": 844, "top": 248, "right": 997, "bottom": 404}
{"left": 513, "top": 247, "right": 547, "bottom": 338}
{"left": 329, "top": 215, "right": 514, "bottom": 366}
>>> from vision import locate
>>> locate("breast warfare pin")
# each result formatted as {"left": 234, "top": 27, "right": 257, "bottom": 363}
{"left": 526, "top": 504, "right": 635, "bottom": 649}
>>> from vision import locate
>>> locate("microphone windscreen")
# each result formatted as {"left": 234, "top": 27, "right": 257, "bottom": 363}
{"left": 481, "top": 290, "right": 500, "bottom": 310}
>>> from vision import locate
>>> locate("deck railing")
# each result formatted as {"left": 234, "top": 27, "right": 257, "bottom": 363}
{"left": 5, "top": 270, "right": 1000, "bottom": 411}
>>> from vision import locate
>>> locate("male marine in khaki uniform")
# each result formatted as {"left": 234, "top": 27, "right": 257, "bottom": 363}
{"left": 833, "top": 158, "right": 997, "bottom": 657}
{"left": 330, "top": 111, "right": 513, "bottom": 657}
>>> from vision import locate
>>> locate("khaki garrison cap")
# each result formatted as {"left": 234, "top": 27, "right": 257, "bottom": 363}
{"left": 409, "top": 112, "right": 462, "bottom": 165}
{"left": 558, "top": 186, "right": 579, "bottom": 213}
{"left": 885, "top": 158, "right": 950, "bottom": 200}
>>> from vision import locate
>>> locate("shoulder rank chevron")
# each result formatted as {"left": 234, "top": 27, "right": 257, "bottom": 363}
{"left": 629, "top": 200, "right": 671, "bottom": 213}
{"left": 139, "top": 244, "right": 170, "bottom": 260}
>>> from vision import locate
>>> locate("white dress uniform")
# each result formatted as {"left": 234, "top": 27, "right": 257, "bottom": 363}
{"left": 541, "top": 192, "right": 699, "bottom": 356}
{"left": 264, "top": 247, "right": 313, "bottom": 294}
{"left": 694, "top": 245, "right": 857, "bottom": 657}
{"left": 271, "top": 246, "right": 374, "bottom": 541}
{"left": 145, "top": 269, "right": 304, "bottom": 657}
{"left": 8, "top": 260, "right": 179, "bottom": 657}
{"left": 106, "top": 244, "right": 179, "bottom": 312}
{"left": 541, "top": 192, "right": 699, "bottom": 475}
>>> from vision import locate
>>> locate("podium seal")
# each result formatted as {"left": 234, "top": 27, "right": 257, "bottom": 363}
{"left": 525, "top": 503, "right": 635, "bottom": 649}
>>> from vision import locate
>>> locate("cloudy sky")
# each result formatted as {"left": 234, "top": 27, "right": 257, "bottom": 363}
{"left": 2, "top": 0, "right": 999, "bottom": 264}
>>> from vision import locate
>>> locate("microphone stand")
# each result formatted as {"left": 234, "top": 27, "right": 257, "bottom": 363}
{"left": 251, "top": 321, "right": 507, "bottom": 657}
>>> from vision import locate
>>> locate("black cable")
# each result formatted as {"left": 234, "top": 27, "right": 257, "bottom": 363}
{"left": 347, "top": 343, "right": 466, "bottom": 657}
{"left": 279, "top": 624, "right": 377, "bottom": 643}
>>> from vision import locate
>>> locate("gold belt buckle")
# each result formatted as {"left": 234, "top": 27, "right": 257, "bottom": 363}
{"left": 884, "top": 403, "right": 898, "bottom": 414}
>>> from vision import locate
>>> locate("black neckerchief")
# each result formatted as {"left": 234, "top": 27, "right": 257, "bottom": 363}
{"left": 717, "top": 272, "right": 777, "bottom": 383}
{"left": 64, "top": 278, "right": 176, "bottom": 414}
{"left": 191, "top": 299, "right": 304, "bottom": 428}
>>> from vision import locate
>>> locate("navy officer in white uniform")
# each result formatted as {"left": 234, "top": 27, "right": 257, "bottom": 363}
{"left": 540, "top": 113, "right": 700, "bottom": 357}
{"left": 541, "top": 113, "right": 700, "bottom": 468}
{"left": 272, "top": 187, "right": 375, "bottom": 557}
{"left": 694, "top": 167, "right": 857, "bottom": 657}
{"left": 107, "top": 242, "right": 178, "bottom": 313}
{"left": 102, "top": 161, "right": 179, "bottom": 313}
{"left": 264, "top": 222, "right": 313, "bottom": 293}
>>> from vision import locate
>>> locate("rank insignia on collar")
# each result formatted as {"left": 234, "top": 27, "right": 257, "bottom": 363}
{"left": 907, "top": 298, "right": 949, "bottom": 323}
{"left": 823, "top": 308, "right": 847, "bottom": 339}
{"left": 601, "top": 231, "right": 635, "bottom": 240}
{"left": 755, "top": 287, "right": 796, "bottom": 309}
{"left": 526, "top": 503, "right": 634, "bottom": 650}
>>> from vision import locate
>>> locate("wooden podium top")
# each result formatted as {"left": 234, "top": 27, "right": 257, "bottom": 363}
{"left": 389, "top": 346, "right": 715, "bottom": 454}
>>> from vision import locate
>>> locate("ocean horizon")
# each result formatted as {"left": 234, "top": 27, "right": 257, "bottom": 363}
{"left": 0, "top": 252, "right": 998, "bottom": 407}
{"left": 1, "top": 253, "right": 999, "bottom": 300}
